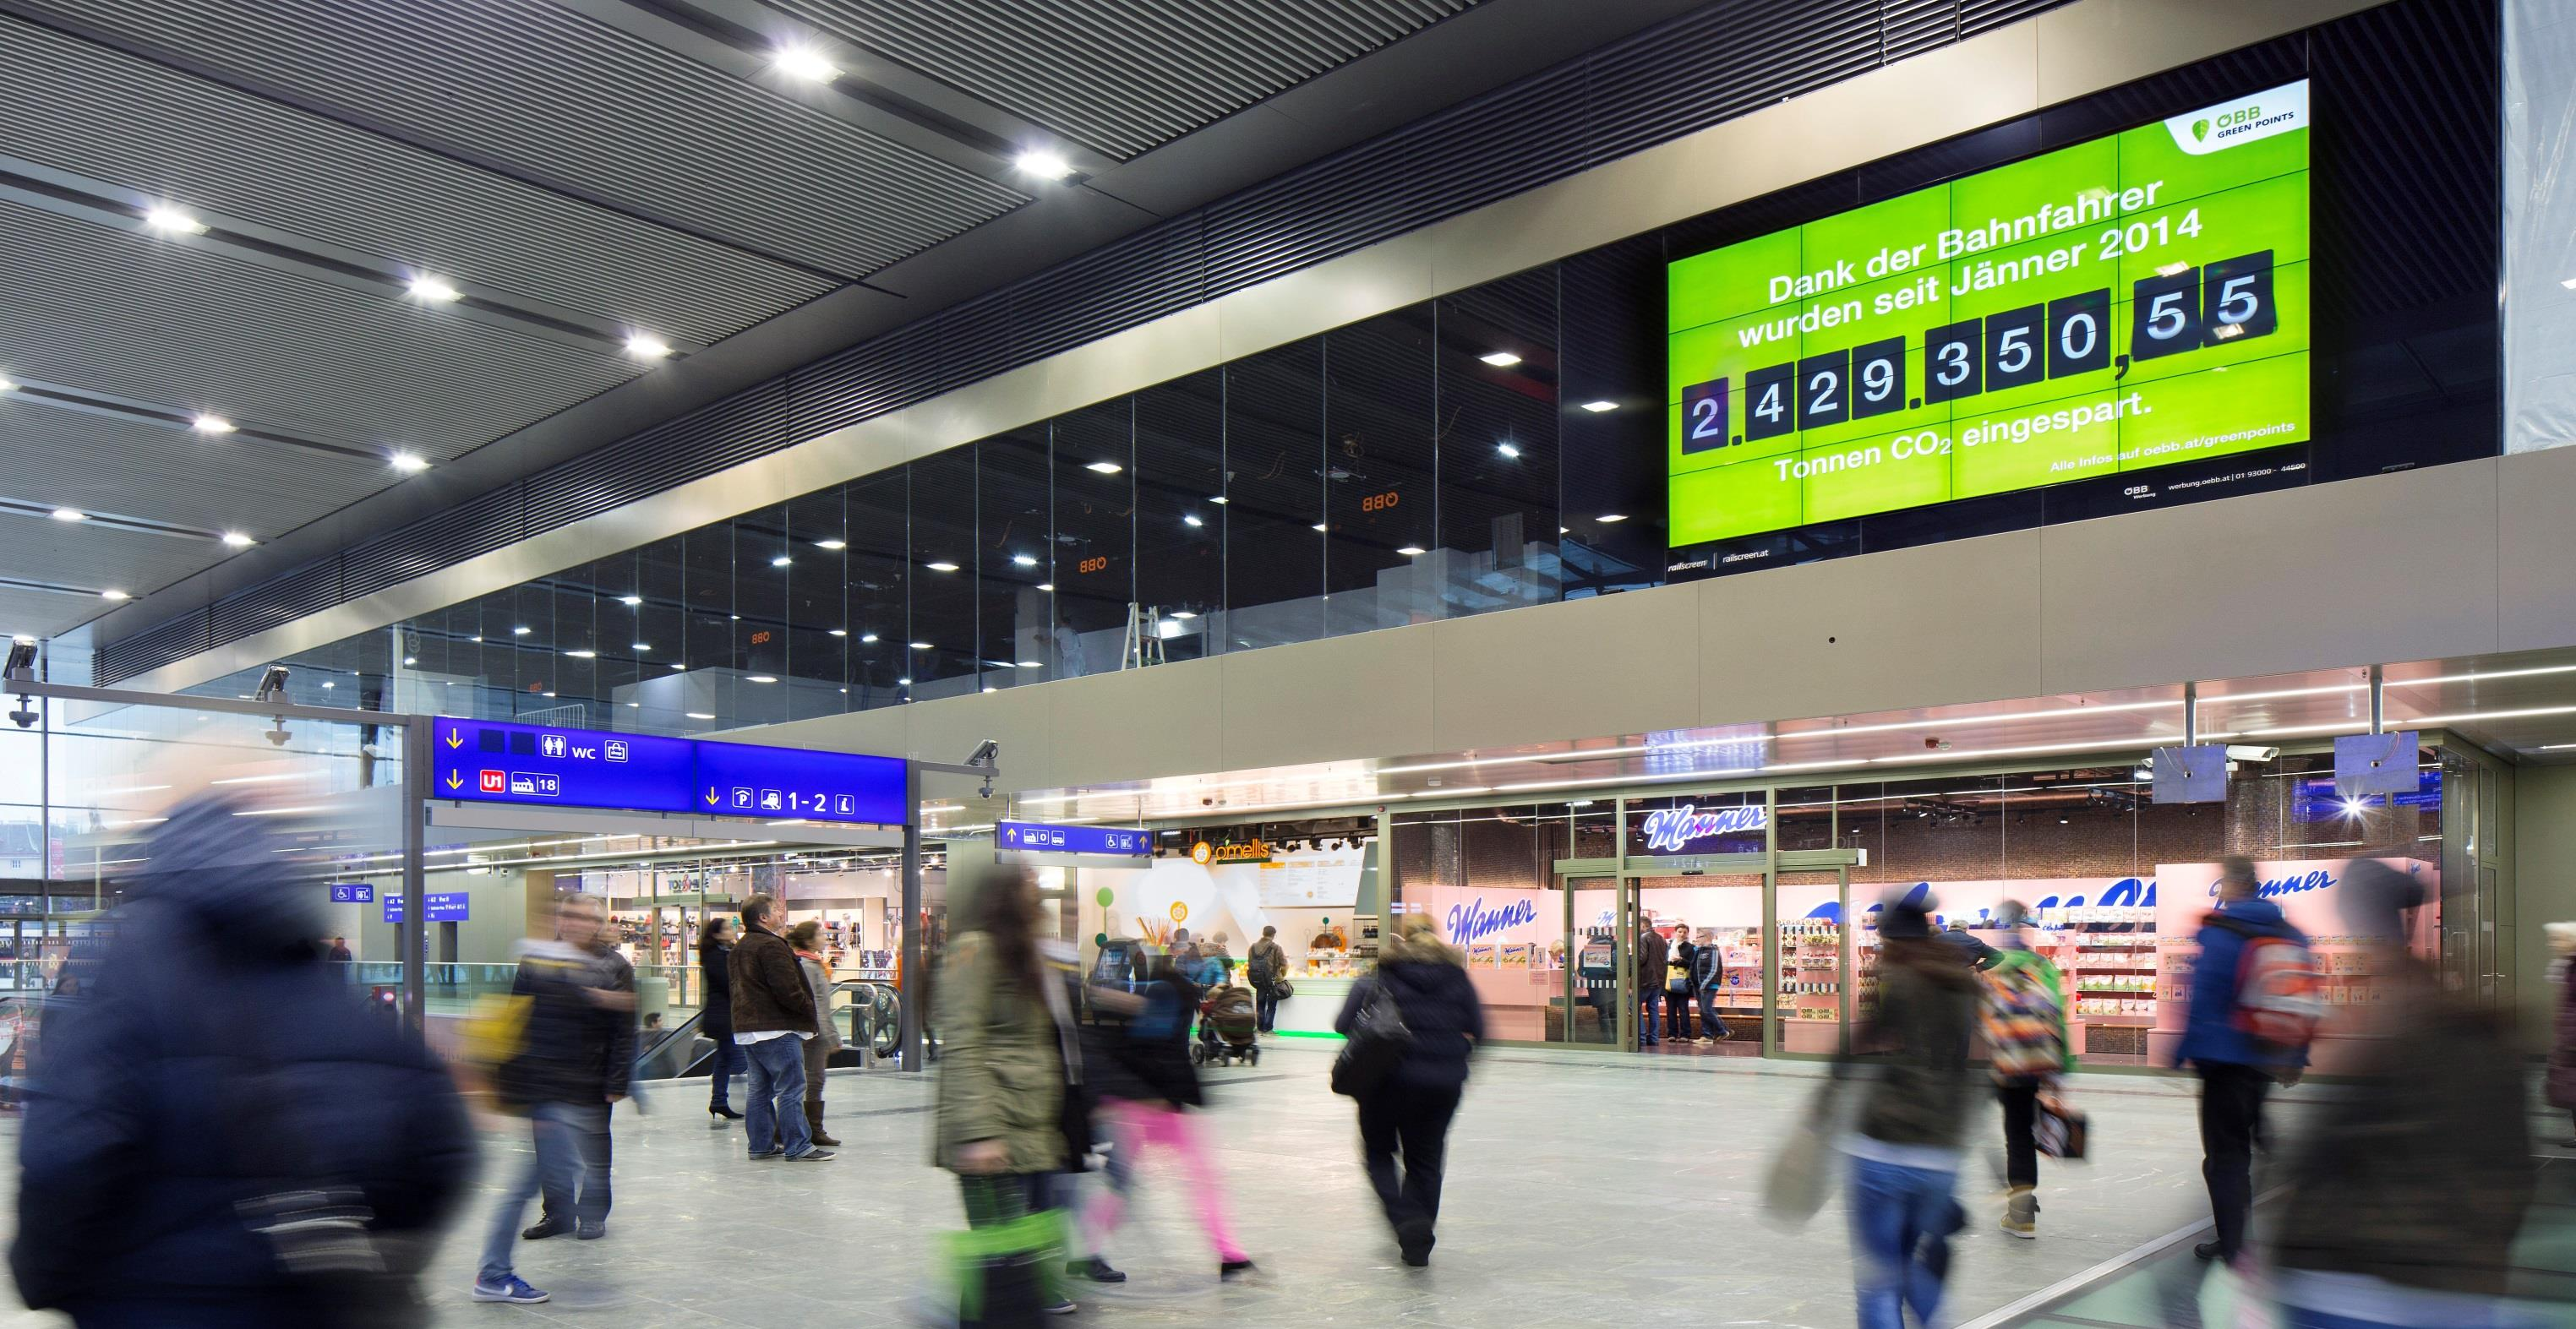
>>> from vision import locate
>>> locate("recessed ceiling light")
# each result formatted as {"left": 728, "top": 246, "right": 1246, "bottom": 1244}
{"left": 925, "top": 560, "right": 958, "bottom": 572}
{"left": 619, "top": 594, "right": 642, "bottom": 606}
{"left": 1209, "top": 495, "right": 1228, "bottom": 504}
{"left": 1580, "top": 400, "right": 1618, "bottom": 413}
{"left": 320, "top": 681, "right": 335, "bottom": 690}
{"left": 625, "top": 333, "right": 673, "bottom": 360}
{"left": 827, "top": 628, "right": 847, "bottom": 637}
{"left": 1085, "top": 460, "right": 1122, "bottom": 475}
{"left": 192, "top": 413, "right": 236, "bottom": 434}
{"left": 49, "top": 507, "right": 85, "bottom": 522}
{"left": 144, "top": 206, "right": 207, "bottom": 235}
{"left": 2563, "top": 277, "right": 2576, "bottom": 291}
{"left": 221, "top": 531, "right": 254, "bottom": 547}
{"left": 1396, "top": 545, "right": 1426, "bottom": 556}
{"left": 390, "top": 452, "right": 428, "bottom": 472}
{"left": 0, "top": 375, "right": 15, "bottom": 392}
{"left": 565, "top": 649, "right": 596, "bottom": 659}
{"left": 1312, "top": 522, "right": 1329, "bottom": 532}
{"left": 632, "top": 642, "right": 651, "bottom": 651}
{"left": 407, "top": 275, "right": 461, "bottom": 302}
{"left": 1011, "top": 553, "right": 1038, "bottom": 567}
{"left": 1496, "top": 442, "right": 1520, "bottom": 459}
{"left": 1170, "top": 611, "right": 1197, "bottom": 620}
{"left": 1182, "top": 514, "right": 1203, "bottom": 527}
{"left": 628, "top": 700, "right": 641, "bottom": 707}
{"left": 1479, "top": 351, "right": 1521, "bottom": 367}
{"left": 909, "top": 641, "right": 933, "bottom": 651}
{"left": 747, "top": 674, "right": 778, "bottom": 684}
{"left": 772, "top": 44, "right": 840, "bottom": 82}
{"left": 1015, "top": 150, "right": 1074, "bottom": 180}
{"left": 860, "top": 632, "right": 879, "bottom": 643}
{"left": 686, "top": 711, "right": 717, "bottom": 721}
{"left": 470, "top": 635, "right": 483, "bottom": 643}
{"left": 511, "top": 625, "right": 531, "bottom": 635}
{"left": 100, "top": 589, "right": 128, "bottom": 600}
{"left": 1596, "top": 513, "right": 1629, "bottom": 523}
{"left": 814, "top": 538, "right": 846, "bottom": 550}
{"left": 769, "top": 554, "right": 793, "bottom": 567}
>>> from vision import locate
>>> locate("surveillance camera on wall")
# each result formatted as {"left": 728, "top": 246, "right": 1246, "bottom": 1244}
{"left": 964, "top": 738, "right": 1000, "bottom": 767}
{"left": 2224, "top": 744, "right": 2279, "bottom": 762}
{"left": 254, "top": 665, "right": 291, "bottom": 704}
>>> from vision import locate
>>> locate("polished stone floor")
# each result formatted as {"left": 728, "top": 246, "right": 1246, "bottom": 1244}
{"left": 0, "top": 1042, "right": 2553, "bottom": 1327}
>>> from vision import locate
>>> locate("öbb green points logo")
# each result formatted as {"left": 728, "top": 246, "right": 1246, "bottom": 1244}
{"left": 2191, "top": 117, "right": 2210, "bottom": 142}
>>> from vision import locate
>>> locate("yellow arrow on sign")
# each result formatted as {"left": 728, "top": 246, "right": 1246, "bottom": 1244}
{"left": 706, "top": 788, "right": 720, "bottom": 806}
{"left": 445, "top": 771, "right": 462, "bottom": 792}
{"left": 444, "top": 728, "right": 462, "bottom": 749}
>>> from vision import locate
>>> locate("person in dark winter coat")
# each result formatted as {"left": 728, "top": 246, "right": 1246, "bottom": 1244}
{"left": 1080, "top": 950, "right": 1253, "bottom": 1277}
{"left": 2174, "top": 856, "right": 2309, "bottom": 1267}
{"left": 1635, "top": 923, "right": 1669, "bottom": 1047}
{"left": 729, "top": 894, "right": 827, "bottom": 1162}
{"left": 1335, "top": 912, "right": 1485, "bottom": 1266}
{"left": 12, "top": 792, "right": 473, "bottom": 1326}
{"left": 2548, "top": 922, "right": 2576, "bottom": 1145}
{"left": 477, "top": 892, "right": 635, "bottom": 1304}
{"left": 1844, "top": 893, "right": 1980, "bottom": 1329}
{"left": 699, "top": 914, "right": 745, "bottom": 1125}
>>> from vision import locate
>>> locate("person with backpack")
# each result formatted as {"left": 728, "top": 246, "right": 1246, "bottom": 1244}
{"left": 1635, "top": 919, "right": 1669, "bottom": 1048}
{"left": 1977, "top": 901, "right": 2071, "bottom": 1239}
{"left": 11, "top": 791, "right": 474, "bottom": 1324}
{"left": 1247, "top": 925, "right": 1289, "bottom": 1034}
{"left": 2176, "top": 856, "right": 2313, "bottom": 1267}
{"left": 1334, "top": 912, "right": 1484, "bottom": 1266}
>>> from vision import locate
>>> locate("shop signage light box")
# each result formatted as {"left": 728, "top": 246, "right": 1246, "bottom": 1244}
{"left": 1667, "top": 82, "right": 2311, "bottom": 547}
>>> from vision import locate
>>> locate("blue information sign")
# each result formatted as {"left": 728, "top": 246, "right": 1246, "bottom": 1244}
{"left": 383, "top": 892, "right": 470, "bottom": 923}
{"left": 328, "top": 882, "right": 374, "bottom": 904}
{"left": 997, "top": 821, "right": 1150, "bottom": 857}
{"left": 429, "top": 720, "right": 909, "bottom": 825}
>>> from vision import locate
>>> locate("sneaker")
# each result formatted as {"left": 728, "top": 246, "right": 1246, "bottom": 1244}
{"left": 784, "top": 1147, "right": 837, "bottom": 1162}
{"left": 576, "top": 1222, "right": 606, "bottom": 1241}
{"left": 520, "top": 1218, "right": 570, "bottom": 1242}
{"left": 1067, "top": 1255, "right": 1126, "bottom": 1283}
{"left": 472, "top": 1275, "right": 549, "bottom": 1304}
{"left": 2002, "top": 1187, "right": 2037, "bottom": 1240}
{"left": 749, "top": 1147, "right": 784, "bottom": 1161}
{"left": 1220, "top": 1257, "right": 1255, "bottom": 1279}
{"left": 1045, "top": 1296, "right": 1078, "bottom": 1315}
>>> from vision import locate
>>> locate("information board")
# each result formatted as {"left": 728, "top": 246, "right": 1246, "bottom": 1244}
{"left": 997, "top": 821, "right": 1150, "bottom": 856}
{"left": 429, "top": 719, "right": 909, "bottom": 825}
{"left": 1669, "top": 82, "right": 2310, "bottom": 547}
{"left": 384, "top": 891, "right": 470, "bottom": 923}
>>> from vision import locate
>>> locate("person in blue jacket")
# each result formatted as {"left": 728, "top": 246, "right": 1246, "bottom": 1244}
{"left": 2175, "top": 856, "right": 2308, "bottom": 1266}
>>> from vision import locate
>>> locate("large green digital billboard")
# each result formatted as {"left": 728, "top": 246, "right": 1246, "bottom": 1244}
{"left": 1668, "top": 82, "right": 2311, "bottom": 550}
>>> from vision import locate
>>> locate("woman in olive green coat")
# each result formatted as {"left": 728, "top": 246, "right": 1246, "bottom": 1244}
{"left": 933, "top": 868, "right": 1079, "bottom": 1315}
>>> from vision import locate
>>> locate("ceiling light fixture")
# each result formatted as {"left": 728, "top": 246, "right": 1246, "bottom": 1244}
{"left": 407, "top": 275, "right": 461, "bottom": 302}
{"left": 814, "top": 538, "right": 846, "bottom": 550}
{"left": 390, "top": 452, "right": 428, "bottom": 472}
{"left": 1479, "top": 351, "right": 1522, "bottom": 367}
{"left": 687, "top": 711, "right": 718, "bottom": 721}
{"left": 619, "top": 595, "right": 642, "bottom": 607}
{"left": 48, "top": 507, "right": 85, "bottom": 522}
{"left": 1596, "top": 514, "right": 1629, "bottom": 523}
{"left": 1496, "top": 442, "right": 1520, "bottom": 459}
{"left": 925, "top": 560, "right": 958, "bottom": 572}
{"left": 747, "top": 675, "right": 778, "bottom": 684}
{"left": 1012, "top": 553, "right": 1038, "bottom": 567}
{"left": 909, "top": 641, "right": 933, "bottom": 651}
{"left": 0, "top": 375, "right": 17, "bottom": 392}
{"left": 829, "top": 629, "right": 847, "bottom": 637}
{"left": 1396, "top": 545, "right": 1426, "bottom": 556}
{"left": 145, "top": 206, "right": 207, "bottom": 235}
{"left": 1085, "top": 460, "right": 1122, "bottom": 475}
{"left": 860, "top": 633, "right": 879, "bottom": 643}
{"left": 1015, "top": 150, "right": 1075, "bottom": 180}
{"left": 1580, "top": 400, "right": 1618, "bottom": 413}
{"left": 769, "top": 554, "right": 793, "bottom": 567}
{"left": 100, "top": 589, "right": 128, "bottom": 601}
{"left": 192, "top": 413, "right": 236, "bottom": 434}
{"left": 565, "top": 649, "right": 597, "bottom": 659}
{"left": 1034, "top": 583, "right": 1054, "bottom": 592}
{"left": 221, "top": 531, "right": 254, "bottom": 547}
{"left": 1183, "top": 514, "right": 1203, "bottom": 527}
{"left": 625, "top": 333, "right": 673, "bottom": 360}
{"left": 772, "top": 44, "right": 840, "bottom": 82}
{"left": 511, "top": 625, "right": 531, "bottom": 635}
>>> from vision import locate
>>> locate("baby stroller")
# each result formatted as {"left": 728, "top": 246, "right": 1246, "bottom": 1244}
{"left": 1192, "top": 984, "right": 1260, "bottom": 1066}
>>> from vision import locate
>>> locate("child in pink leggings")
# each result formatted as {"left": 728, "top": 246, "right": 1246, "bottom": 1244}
{"left": 1082, "top": 1097, "right": 1251, "bottom": 1273}
{"left": 1081, "top": 950, "right": 1256, "bottom": 1279}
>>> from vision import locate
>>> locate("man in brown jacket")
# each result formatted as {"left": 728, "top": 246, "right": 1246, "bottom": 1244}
{"left": 728, "top": 894, "right": 832, "bottom": 1162}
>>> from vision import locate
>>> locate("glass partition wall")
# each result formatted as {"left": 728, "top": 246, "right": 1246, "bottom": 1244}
{"left": 1387, "top": 741, "right": 2462, "bottom": 1069}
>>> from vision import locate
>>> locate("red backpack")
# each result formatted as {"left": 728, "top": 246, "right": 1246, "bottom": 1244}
{"left": 2224, "top": 926, "right": 2327, "bottom": 1052}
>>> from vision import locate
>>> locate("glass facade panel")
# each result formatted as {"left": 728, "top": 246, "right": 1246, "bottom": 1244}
{"left": 908, "top": 449, "right": 980, "bottom": 699}
{"left": 1436, "top": 271, "right": 1560, "bottom": 615}
{"left": 1051, "top": 404, "right": 1132, "bottom": 676}
{"left": 1133, "top": 371, "right": 1225, "bottom": 664}
{"left": 1223, "top": 342, "right": 1327, "bottom": 652}
{"left": 1322, "top": 308, "right": 1437, "bottom": 636}
{"left": 979, "top": 430, "right": 1054, "bottom": 689}
{"left": 844, "top": 473, "right": 909, "bottom": 710}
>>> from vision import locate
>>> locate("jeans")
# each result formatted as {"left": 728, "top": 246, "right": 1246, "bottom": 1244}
{"left": 1638, "top": 988, "right": 1663, "bottom": 1044}
{"left": 1696, "top": 986, "right": 1727, "bottom": 1040}
{"left": 742, "top": 1034, "right": 813, "bottom": 1157}
{"left": 707, "top": 1033, "right": 747, "bottom": 1111}
{"left": 1255, "top": 989, "right": 1280, "bottom": 1032}
{"left": 2196, "top": 1062, "right": 2272, "bottom": 1261}
{"left": 478, "top": 1100, "right": 610, "bottom": 1283}
{"left": 1358, "top": 1083, "right": 1462, "bottom": 1250}
{"left": 1847, "top": 1153, "right": 1962, "bottom": 1329}
{"left": 1586, "top": 983, "right": 1617, "bottom": 1042}
{"left": 1998, "top": 1081, "right": 2040, "bottom": 1190}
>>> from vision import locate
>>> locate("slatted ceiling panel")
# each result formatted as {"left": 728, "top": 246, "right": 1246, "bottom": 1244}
{"left": 1588, "top": 0, "right": 1885, "bottom": 166}
{"left": 91, "top": 606, "right": 209, "bottom": 683}
{"left": 1961, "top": 0, "right": 2071, "bottom": 37}
{"left": 2311, "top": 0, "right": 2497, "bottom": 322}
{"left": 20, "top": 0, "right": 1028, "bottom": 280}
{"left": 1203, "top": 131, "right": 1420, "bottom": 299}
{"left": 1007, "top": 220, "right": 1203, "bottom": 365}
{"left": 767, "top": 0, "right": 1479, "bottom": 161}
{"left": 1880, "top": 0, "right": 1959, "bottom": 61}
{"left": 0, "top": 411, "right": 381, "bottom": 545}
{"left": 208, "top": 562, "right": 339, "bottom": 645}
{"left": 521, "top": 382, "right": 793, "bottom": 534}
{"left": 0, "top": 201, "right": 637, "bottom": 458}
{"left": 787, "top": 319, "right": 947, "bottom": 440}
{"left": 1400, "top": 68, "right": 1591, "bottom": 236}
{"left": 5, "top": 520, "right": 227, "bottom": 598}
{"left": 0, "top": 18, "right": 833, "bottom": 347}
{"left": 340, "top": 487, "right": 524, "bottom": 602}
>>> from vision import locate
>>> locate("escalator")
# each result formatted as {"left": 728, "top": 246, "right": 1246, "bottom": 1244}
{"left": 631, "top": 979, "right": 907, "bottom": 1081}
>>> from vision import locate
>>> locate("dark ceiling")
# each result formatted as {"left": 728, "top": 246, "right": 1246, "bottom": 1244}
{"left": 1, "top": 0, "right": 1711, "bottom": 641}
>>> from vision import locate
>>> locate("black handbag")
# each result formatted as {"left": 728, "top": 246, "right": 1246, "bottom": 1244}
{"left": 1329, "top": 979, "right": 1413, "bottom": 1098}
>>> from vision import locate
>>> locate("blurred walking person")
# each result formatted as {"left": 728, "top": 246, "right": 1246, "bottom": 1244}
{"left": 1082, "top": 948, "right": 1255, "bottom": 1279}
{"left": 1336, "top": 912, "right": 1484, "bottom": 1266}
{"left": 1844, "top": 892, "right": 1979, "bottom": 1329}
{"left": 936, "top": 869, "right": 1083, "bottom": 1324}
{"left": 2176, "top": 856, "right": 2309, "bottom": 1266}
{"left": 2549, "top": 921, "right": 2576, "bottom": 1147}
{"left": 2272, "top": 862, "right": 2537, "bottom": 1329}
{"left": 476, "top": 892, "right": 635, "bottom": 1304}
{"left": 1978, "top": 901, "right": 2069, "bottom": 1239}
{"left": 699, "top": 914, "right": 745, "bottom": 1128}
{"left": 730, "top": 894, "right": 832, "bottom": 1162}
{"left": 12, "top": 791, "right": 473, "bottom": 1326}
{"left": 787, "top": 920, "right": 843, "bottom": 1147}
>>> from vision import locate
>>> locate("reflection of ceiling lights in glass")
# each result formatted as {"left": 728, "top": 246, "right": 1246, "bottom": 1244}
{"left": 1182, "top": 514, "right": 1203, "bottom": 527}
{"left": 1496, "top": 442, "right": 1520, "bottom": 459}
{"left": 687, "top": 711, "right": 717, "bottom": 720}
{"left": 1017, "top": 660, "right": 1044, "bottom": 668}
{"left": 829, "top": 629, "right": 847, "bottom": 637}
{"left": 565, "top": 649, "right": 596, "bottom": 658}
{"left": 770, "top": 554, "right": 792, "bottom": 567}
{"left": 1396, "top": 545, "right": 1426, "bottom": 556}
{"left": 1035, "top": 583, "right": 1054, "bottom": 593}
{"left": 1580, "top": 400, "right": 1618, "bottom": 412}
{"left": 1596, "top": 514, "right": 1629, "bottom": 523}
{"left": 1209, "top": 495, "right": 1227, "bottom": 504}
{"left": 815, "top": 538, "right": 846, "bottom": 550}
{"left": 1479, "top": 351, "right": 1521, "bottom": 367}
{"left": 619, "top": 595, "right": 642, "bottom": 606}
{"left": 632, "top": 643, "right": 651, "bottom": 651}
{"left": 747, "top": 675, "right": 778, "bottom": 684}
{"left": 898, "top": 677, "right": 912, "bottom": 685}
{"left": 511, "top": 625, "right": 531, "bottom": 635}
{"left": 909, "top": 641, "right": 933, "bottom": 651}
{"left": 860, "top": 633, "right": 878, "bottom": 643}
{"left": 1312, "top": 522, "right": 1329, "bottom": 532}
{"left": 925, "top": 560, "right": 958, "bottom": 572}
{"left": 1085, "top": 460, "right": 1122, "bottom": 475}
{"left": 1012, "top": 553, "right": 1038, "bottom": 567}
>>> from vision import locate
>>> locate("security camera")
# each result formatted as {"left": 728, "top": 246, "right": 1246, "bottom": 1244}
{"left": 254, "top": 666, "right": 291, "bottom": 704}
{"left": 2224, "top": 744, "right": 2279, "bottom": 762}
{"left": 265, "top": 722, "right": 292, "bottom": 747}
{"left": 7, "top": 702, "right": 35, "bottom": 730}
{"left": 3, "top": 639, "right": 35, "bottom": 683}
{"left": 964, "top": 738, "right": 1000, "bottom": 767}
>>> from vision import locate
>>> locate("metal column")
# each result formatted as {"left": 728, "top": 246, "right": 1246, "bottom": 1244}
{"left": 899, "top": 760, "right": 925, "bottom": 1072}
{"left": 401, "top": 716, "right": 429, "bottom": 1039}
